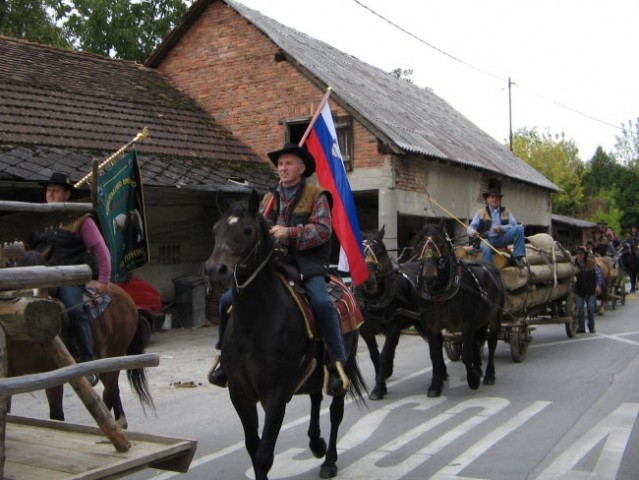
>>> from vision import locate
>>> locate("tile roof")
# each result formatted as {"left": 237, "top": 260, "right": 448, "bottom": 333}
{"left": 148, "top": 0, "right": 558, "bottom": 192}
{"left": 0, "top": 35, "right": 277, "bottom": 191}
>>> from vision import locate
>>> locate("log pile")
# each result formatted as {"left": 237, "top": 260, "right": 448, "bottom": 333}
{"left": 457, "top": 233, "right": 577, "bottom": 316}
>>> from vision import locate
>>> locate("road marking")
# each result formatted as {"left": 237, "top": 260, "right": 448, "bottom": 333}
{"left": 536, "top": 403, "right": 639, "bottom": 479}
{"left": 430, "top": 400, "right": 550, "bottom": 479}
{"left": 338, "top": 397, "right": 512, "bottom": 478}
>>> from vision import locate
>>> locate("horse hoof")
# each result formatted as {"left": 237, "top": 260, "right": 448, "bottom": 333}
{"left": 320, "top": 463, "right": 338, "bottom": 479}
{"left": 483, "top": 376, "right": 495, "bottom": 386}
{"left": 467, "top": 373, "right": 481, "bottom": 390}
{"left": 369, "top": 386, "right": 387, "bottom": 401}
{"left": 427, "top": 387, "right": 442, "bottom": 398}
{"left": 309, "top": 437, "right": 327, "bottom": 458}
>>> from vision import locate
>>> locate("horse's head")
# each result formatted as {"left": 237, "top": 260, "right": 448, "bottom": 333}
{"left": 412, "top": 220, "right": 455, "bottom": 291}
{"left": 204, "top": 190, "right": 268, "bottom": 285}
{"left": 359, "top": 225, "right": 391, "bottom": 295}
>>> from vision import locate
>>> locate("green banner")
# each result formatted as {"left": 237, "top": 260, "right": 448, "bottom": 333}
{"left": 96, "top": 150, "right": 149, "bottom": 282}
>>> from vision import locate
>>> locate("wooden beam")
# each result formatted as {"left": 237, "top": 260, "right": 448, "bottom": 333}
{"left": 0, "top": 353, "right": 159, "bottom": 396}
{"left": 0, "top": 265, "right": 92, "bottom": 291}
{"left": 0, "top": 201, "right": 93, "bottom": 213}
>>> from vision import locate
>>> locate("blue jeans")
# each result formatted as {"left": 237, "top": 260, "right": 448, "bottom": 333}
{"left": 304, "top": 275, "right": 347, "bottom": 363}
{"left": 481, "top": 224, "right": 526, "bottom": 263}
{"left": 58, "top": 285, "right": 94, "bottom": 362}
{"left": 216, "top": 288, "right": 232, "bottom": 350}
{"left": 576, "top": 293, "right": 596, "bottom": 330}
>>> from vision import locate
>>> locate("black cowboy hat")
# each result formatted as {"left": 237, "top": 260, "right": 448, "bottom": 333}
{"left": 267, "top": 143, "right": 316, "bottom": 177}
{"left": 40, "top": 172, "right": 76, "bottom": 192}
{"left": 482, "top": 188, "right": 503, "bottom": 199}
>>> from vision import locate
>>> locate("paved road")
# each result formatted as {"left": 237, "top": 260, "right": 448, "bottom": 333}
{"left": 11, "top": 292, "right": 639, "bottom": 479}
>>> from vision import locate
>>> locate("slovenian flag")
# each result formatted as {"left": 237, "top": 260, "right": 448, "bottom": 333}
{"left": 304, "top": 101, "right": 369, "bottom": 286}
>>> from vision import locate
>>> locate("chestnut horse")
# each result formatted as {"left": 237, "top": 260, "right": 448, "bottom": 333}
{"left": 8, "top": 251, "right": 154, "bottom": 429}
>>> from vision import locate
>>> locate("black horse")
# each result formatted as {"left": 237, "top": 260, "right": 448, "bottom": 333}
{"left": 204, "top": 191, "right": 366, "bottom": 480}
{"left": 412, "top": 221, "right": 505, "bottom": 398}
{"left": 619, "top": 243, "right": 639, "bottom": 293}
{"left": 354, "top": 226, "right": 423, "bottom": 400}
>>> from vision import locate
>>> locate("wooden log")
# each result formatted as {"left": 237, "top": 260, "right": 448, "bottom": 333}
{"left": 0, "top": 265, "right": 92, "bottom": 291}
{"left": 0, "top": 353, "right": 159, "bottom": 396}
{"left": 501, "top": 261, "right": 576, "bottom": 291}
{"left": 505, "top": 281, "right": 572, "bottom": 315}
{"left": 0, "top": 200, "right": 93, "bottom": 213}
{"left": 0, "top": 297, "right": 61, "bottom": 342}
{"left": 43, "top": 336, "right": 132, "bottom": 452}
{"left": 524, "top": 248, "right": 572, "bottom": 266}
{"left": 500, "top": 266, "right": 530, "bottom": 291}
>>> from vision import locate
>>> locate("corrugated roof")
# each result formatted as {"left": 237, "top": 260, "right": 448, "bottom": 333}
{"left": 223, "top": 0, "right": 558, "bottom": 191}
{"left": 551, "top": 214, "right": 597, "bottom": 229}
{"left": 0, "top": 35, "right": 277, "bottom": 190}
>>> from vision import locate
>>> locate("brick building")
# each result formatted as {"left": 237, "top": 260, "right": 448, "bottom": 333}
{"left": 147, "top": 0, "right": 559, "bottom": 256}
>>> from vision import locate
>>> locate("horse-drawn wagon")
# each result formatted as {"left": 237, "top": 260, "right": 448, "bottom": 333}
{"left": 451, "top": 233, "right": 579, "bottom": 362}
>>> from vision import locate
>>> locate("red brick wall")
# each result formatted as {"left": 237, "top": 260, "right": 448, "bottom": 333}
{"left": 155, "top": 1, "right": 420, "bottom": 192}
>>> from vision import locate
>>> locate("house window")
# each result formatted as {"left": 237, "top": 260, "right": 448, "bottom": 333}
{"left": 285, "top": 115, "right": 354, "bottom": 171}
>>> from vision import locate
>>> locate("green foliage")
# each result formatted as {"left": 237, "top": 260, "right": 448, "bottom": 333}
{"left": 390, "top": 67, "right": 414, "bottom": 84}
{"left": 582, "top": 147, "right": 639, "bottom": 232}
{"left": 0, "top": 0, "right": 189, "bottom": 62}
{"left": 0, "top": 0, "right": 70, "bottom": 48}
{"left": 58, "top": 0, "right": 189, "bottom": 62}
{"left": 512, "top": 127, "right": 583, "bottom": 216}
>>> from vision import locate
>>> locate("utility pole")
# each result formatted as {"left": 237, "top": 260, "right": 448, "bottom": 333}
{"left": 508, "top": 77, "right": 513, "bottom": 152}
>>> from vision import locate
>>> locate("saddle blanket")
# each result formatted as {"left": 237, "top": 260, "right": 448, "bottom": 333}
{"left": 83, "top": 288, "right": 112, "bottom": 320}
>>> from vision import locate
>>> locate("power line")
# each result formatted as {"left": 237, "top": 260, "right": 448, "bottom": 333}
{"left": 351, "top": 0, "right": 623, "bottom": 132}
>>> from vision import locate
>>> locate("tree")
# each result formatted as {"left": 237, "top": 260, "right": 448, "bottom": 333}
{"left": 0, "top": 0, "right": 189, "bottom": 63}
{"left": 512, "top": 127, "right": 584, "bottom": 216}
{"left": 0, "top": 0, "right": 69, "bottom": 48}
{"left": 55, "top": 0, "right": 189, "bottom": 62}
{"left": 390, "top": 67, "right": 414, "bottom": 84}
{"left": 614, "top": 117, "right": 639, "bottom": 166}
{"left": 584, "top": 147, "right": 639, "bottom": 233}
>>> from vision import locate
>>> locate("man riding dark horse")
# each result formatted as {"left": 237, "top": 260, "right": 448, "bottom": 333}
{"left": 209, "top": 144, "right": 350, "bottom": 396}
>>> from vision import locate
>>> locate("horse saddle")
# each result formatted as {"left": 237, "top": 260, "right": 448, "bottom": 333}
{"left": 278, "top": 273, "right": 364, "bottom": 339}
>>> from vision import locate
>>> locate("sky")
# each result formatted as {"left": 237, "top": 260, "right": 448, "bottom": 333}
{"left": 236, "top": 0, "right": 639, "bottom": 161}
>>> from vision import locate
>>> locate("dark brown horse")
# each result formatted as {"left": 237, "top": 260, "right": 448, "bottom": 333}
{"left": 8, "top": 251, "right": 154, "bottom": 429}
{"left": 204, "top": 191, "right": 366, "bottom": 480}
{"left": 355, "top": 226, "right": 423, "bottom": 400}
{"left": 412, "top": 221, "right": 505, "bottom": 397}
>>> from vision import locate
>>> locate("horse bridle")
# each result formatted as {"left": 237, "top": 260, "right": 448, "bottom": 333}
{"left": 417, "top": 232, "right": 462, "bottom": 302}
{"left": 232, "top": 216, "right": 275, "bottom": 294}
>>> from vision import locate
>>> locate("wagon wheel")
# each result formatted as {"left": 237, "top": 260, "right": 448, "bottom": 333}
{"left": 510, "top": 322, "right": 529, "bottom": 363}
{"left": 444, "top": 336, "right": 461, "bottom": 362}
{"left": 564, "top": 291, "right": 579, "bottom": 338}
{"left": 612, "top": 283, "right": 618, "bottom": 310}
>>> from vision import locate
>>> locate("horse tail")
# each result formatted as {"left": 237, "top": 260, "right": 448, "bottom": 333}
{"left": 345, "top": 332, "right": 368, "bottom": 407}
{"left": 126, "top": 316, "right": 156, "bottom": 412}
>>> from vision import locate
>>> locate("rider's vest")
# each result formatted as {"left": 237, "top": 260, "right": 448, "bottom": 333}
{"left": 262, "top": 182, "right": 333, "bottom": 280}
{"left": 477, "top": 206, "right": 511, "bottom": 235}
{"left": 30, "top": 214, "right": 98, "bottom": 277}
{"left": 575, "top": 257, "right": 597, "bottom": 296}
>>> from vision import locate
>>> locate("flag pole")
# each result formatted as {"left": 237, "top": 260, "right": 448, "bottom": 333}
{"left": 74, "top": 127, "right": 149, "bottom": 189}
{"left": 298, "top": 87, "right": 332, "bottom": 147}
{"left": 263, "top": 87, "right": 332, "bottom": 217}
